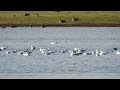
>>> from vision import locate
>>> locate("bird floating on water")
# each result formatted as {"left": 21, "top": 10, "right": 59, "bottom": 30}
{"left": 31, "top": 46, "right": 35, "bottom": 50}
{"left": 13, "top": 50, "right": 17, "bottom": 53}
{"left": 0, "top": 46, "right": 7, "bottom": 50}
{"left": 50, "top": 42, "right": 58, "bottom": 45}
{"left": 0, "top": 49, "right": 2, "bottom": 51}
{"left": 115, "top": 51, "right": 120, "bottom": 55}
{"left": 113, "top": 48, "right": 118, "bottom": 51}
{"left": 6, "top": 51, "right": 10, "bottom": 54}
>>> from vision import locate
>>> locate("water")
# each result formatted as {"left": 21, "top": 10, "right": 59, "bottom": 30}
{"left": 0, "top": 27, "right": 120, "bottom": 79}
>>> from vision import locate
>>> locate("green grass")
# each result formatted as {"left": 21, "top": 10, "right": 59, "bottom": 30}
{"left": 0, "top": 11, "right": 120, "bottom": 26}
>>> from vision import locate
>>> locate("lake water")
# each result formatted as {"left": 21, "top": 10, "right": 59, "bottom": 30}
{"left": 0, "top": 27, "right": 120, "bottom": 79}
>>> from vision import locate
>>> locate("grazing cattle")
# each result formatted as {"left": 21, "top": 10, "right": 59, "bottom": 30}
{"left": 24, "top": 13, "right": 30, "bottom": 16}
{"left": 13, "top": 14, "right": 16, "bottom": 17}
{"left": 34, "top": 14, "right": 39, "bottom": 17}
{"left": 54, "top": 11, "right": 60, "bottom": 12}
{"left": 72, "top": 18, "right": 79, "bottom": 21}
{"left": 59, "top": 20, "right": 66, "bottom": 23}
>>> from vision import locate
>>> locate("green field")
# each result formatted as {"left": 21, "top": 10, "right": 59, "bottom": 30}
{"left": 0, "top": 11, "right": 120, "bottom": 26}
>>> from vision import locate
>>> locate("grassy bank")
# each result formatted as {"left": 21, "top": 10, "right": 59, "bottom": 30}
{"left": 0, "top": 11, "right": 120, "bottom": 27}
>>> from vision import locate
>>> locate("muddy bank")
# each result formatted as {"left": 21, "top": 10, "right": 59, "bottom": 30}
{"left": 0, "top": 24, "right": 120, "bottom": 28}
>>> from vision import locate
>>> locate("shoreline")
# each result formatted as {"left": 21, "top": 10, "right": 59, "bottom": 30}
{"left": 1, "top": 24, "right": 120, "bottom": 27}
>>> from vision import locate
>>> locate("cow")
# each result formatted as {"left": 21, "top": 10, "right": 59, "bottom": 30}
{"left": 72, "top": 18, "right": 79, "bottom": 21}
{"left": 59, "top": 20, "right": 66, "bottom": 23}
{"left": 24, "top": 13, "right": 30, "bottom": 16}
{"left": 34, "top": 14, "right": 39, "bottom": 17}
{"left": 13, "top": 14, "right": 16, "bottom": 17}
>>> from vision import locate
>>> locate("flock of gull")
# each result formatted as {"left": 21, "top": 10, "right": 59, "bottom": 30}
{"left": 0, "top": 42, "right": 120, "bottom": 57}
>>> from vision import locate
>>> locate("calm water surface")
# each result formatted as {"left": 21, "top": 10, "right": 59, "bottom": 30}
{"left": 0, "top": 27, "right": 120, "bottom": 78}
